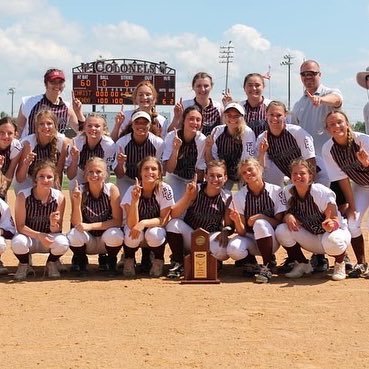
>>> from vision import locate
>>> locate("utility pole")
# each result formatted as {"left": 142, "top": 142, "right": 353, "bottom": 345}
{"left": 7, "top": 87, "right": 15, "bottom": 117}
{"left": 280, "top": 54, "right": 294, "bottom": 110}
{"left": 219, "top": 41, "right": 234, "bottom": 93}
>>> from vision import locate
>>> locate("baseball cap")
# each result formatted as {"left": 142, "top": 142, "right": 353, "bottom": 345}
{"left": 224, "top": 102, "right": 245, "bottom": 116}
{"left": 131, "top": 111, "right": 151, "bottom": 122}
{"left": 45, "top": 70, "right": 65, "bottom": 82}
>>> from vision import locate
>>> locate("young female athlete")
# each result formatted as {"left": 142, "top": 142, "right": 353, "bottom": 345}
{"left": 16, "top": 109, "right": 68, "bottom": 191}
{"left": 229, "top": 158, "right": 286, "bottom": 283}
{"left": 11, "top": 160, "right": 69, "bottom": 280}
{"left": 111, "top": 81, "right": 169, "bottom": 141}
{"left": 322, "top": 110, "right": 369, "bottom": 277}
{"left": 67, "top": 157, "right": 123, "bottom": 275}
{"left": 256, "top": 100, "right": 329, "bottom": 187}
{"left": 222, "top": 73, "right": 271, "bottom": 138}
{"left": 275, "top": 159, "right": 351, "bottom": 281}
{"left": 16, "top": 68, "right": 80, "bottom": 138}
{"left": 205, "top": 102, "right": 256, "bottom": 190}
{"left": 0, "top": 116, "right": 22, "bottom": 198}
{"left": 165, "top": 160, "right": 232, "bottom": 278}
{"left": 168, "top": 72, "right": 223, "bottom": 136}
{"left": 121, "top": 156, "right": 174, "bottom": 278}
{"left": 66, "top": 113, "right": 116, "bottom": 188}
{"left": 113, "top": 110, "right": 164, "bottom": 199}
{"left": 163, "top": 105, "right": 206, "bottom": 201}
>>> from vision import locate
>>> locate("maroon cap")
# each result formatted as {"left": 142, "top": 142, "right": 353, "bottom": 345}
{"left": 45, "top": 70, "right": 65, "bottom": 82}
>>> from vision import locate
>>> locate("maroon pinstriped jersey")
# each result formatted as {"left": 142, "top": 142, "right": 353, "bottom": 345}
{"left": 138, "top": 195, "right": 161, "bottom": 220}
{"left": 24, "top": 188, "right": 58, "bottom": 233}
{"left": 214, "top": 126, "right": 243, "bottom": 181}
{"left": 330, "top": 141, "right": 369, "bottom": 186}
{"left": 184, "top": 184, "right": 231, "bottom": 232}
{"left": 26, "top": 95, "right": 69, "bottom": 136}
{"left": 81, "top": 183, "right": 113, "bottom": 237}
{"left": 124, "top": 139, "right": 158, "bottom": 180}
{"left": 28, "top": 143, "right": 60, "bottom": 176}
{"left": 267, "top": 129, "right": 302, "bottom": 176}
{"left": 243, "top": 100, "right": 268, "bottom": 138}
{"left": 173, "top": 130, "right": 198, "bottom": 180}
{"left": 78, "top": 140, "right": 105, "bottom": 171}
{"left": 288, "top": 191, "right": 325, "bottom": 235}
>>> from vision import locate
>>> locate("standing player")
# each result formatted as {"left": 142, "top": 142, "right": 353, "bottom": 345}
{"left": 165, "top": 160, "right": 232, "bottom": 279}
{"left": 275, "top": 159, "right": 351, "bottom": 281}
{"left": 11, "top": 160, "right": 69, "bottom": 280}
{"left": 322, "top": 110, "right": 369, "bottom": 277}
{"left": 205, "top": 102, "right": 256, "bottom": 190}
{"left": 163, "top": 105, "right": 206, "bottom": 201}
{"left": 16, "top": 68, "right": 80, "bottom": 138}
{"left": 168, "top": 72, "right": 223, "bottom": 136}
{"left": 257, "top": 100, "right": 329, "bottom": 187}
{"left": 114, "top": 110, "right": 164, "bottom": 199}
{"left": 16, "top": 109, "right": 69, "bottom": 191}
{"left": 0, "top": 117, "right": 22, "bottom": 199}
{"left": 111, "top": 81, "right": 169, "bottom": 141}
{"left": 67, "top": 157, "right": 123, "bottom": 275}
{"left": 222, "top": 73, "right": 271, "bottom": 138}
{"left": 229, "top": 158, "right": 286, "bottom": 283}
{"left": 121, "top": 156, "right": 174, "bottom": 278}
{"left": 66, "top": 113, "right": 116, "bottom": 187}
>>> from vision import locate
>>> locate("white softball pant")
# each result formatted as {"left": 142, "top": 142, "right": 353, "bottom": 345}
{"left": 275, "top": 223, "right": 351, "bottom": 256}
{"left": 11, "top": 233, "right": 69, "bottom": 256}
{"left": 226, "top": 219, "right": 280, "bottom": 260}
{"left": 67, "top": 227, "right": 124, "bottom": 254}
{"left": 124, "top": 225, "right": 166, "bottom": 248}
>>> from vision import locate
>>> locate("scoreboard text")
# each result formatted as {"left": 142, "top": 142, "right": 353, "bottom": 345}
{"left": 72, "top": 59, "right": 176, "bottom": 106}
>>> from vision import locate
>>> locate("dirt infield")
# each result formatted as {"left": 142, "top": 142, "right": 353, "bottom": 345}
{"left": 1, "top": 190, "right": 369, "bottom": 369}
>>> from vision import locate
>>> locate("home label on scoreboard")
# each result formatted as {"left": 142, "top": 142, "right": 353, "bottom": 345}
{"left": 72, "top": 59, "right": 176, "bottom": 106}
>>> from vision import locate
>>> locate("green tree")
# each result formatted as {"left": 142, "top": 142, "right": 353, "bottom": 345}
{"left": 352, "top": 121, "right": 365, "bottom": 133}
{"left": 0, "top": 111, "right": 7, "bottom": 118}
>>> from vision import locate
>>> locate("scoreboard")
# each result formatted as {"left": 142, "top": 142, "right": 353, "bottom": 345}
{"left": 72, "top": 59, "right": 176, "bottom": 106}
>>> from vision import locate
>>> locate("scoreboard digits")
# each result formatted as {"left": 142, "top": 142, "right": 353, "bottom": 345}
{"left": 73, "top": 60, "right": 176, "bottom": 106}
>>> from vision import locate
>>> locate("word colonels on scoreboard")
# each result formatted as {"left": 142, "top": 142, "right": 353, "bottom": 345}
{"left": 72, "top": 59, "right": 176, "bottom": 106}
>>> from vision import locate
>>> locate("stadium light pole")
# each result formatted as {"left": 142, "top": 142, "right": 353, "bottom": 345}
{"left": 219, "top": 41, "right": 234, "bottom": 92}
{"left": 7, "top": 87, "right": 15, "bottom": 117}
{"left": 280, "top": 54, "right": 294, "bottom": 110}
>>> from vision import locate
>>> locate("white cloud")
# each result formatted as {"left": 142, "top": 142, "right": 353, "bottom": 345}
{"left": 0, "top": 3, "right": 366, "bottom": 123}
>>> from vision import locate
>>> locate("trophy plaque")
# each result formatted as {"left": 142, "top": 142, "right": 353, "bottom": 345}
{"left": 181, "top": 228, "right": 220, "bottom": 284}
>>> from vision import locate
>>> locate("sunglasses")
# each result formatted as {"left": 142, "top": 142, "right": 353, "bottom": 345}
{"left": 300, "top": 71, "right": 320, "bottom": 78}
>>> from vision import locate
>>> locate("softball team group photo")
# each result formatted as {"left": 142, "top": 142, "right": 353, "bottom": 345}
{"left": 1, "top": 60, "right": 369, "bottom": 284}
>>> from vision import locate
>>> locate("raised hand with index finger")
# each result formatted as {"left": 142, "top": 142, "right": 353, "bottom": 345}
{"left": 172, "top": 128, "right": 182, "bottom": 151}
{"left": 356, "top": 140, "right": 369, "bottom": 167}
{"left": 117, "top": 146, "right": 127, "bottom": 165}
{"left": 131, "top": 177, "right": 142, "bottom": 202}
{"left": 72, "top": 180, "right": 82, "bottom": 202}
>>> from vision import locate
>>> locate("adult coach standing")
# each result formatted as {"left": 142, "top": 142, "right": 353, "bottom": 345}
{"left": 290, "top": 60, "right": 344, "bottom": 272}
{"left": 290, "top": 60, "right": 343, "bottom": 155}
{"left": 16, "top": 68, "right": 81, "bottom": 139}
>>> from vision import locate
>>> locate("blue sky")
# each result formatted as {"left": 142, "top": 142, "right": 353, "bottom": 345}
{"left": 1, "top": 0, "right": 369, "bottom": 122}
